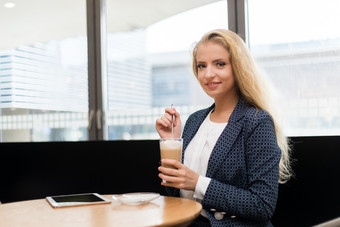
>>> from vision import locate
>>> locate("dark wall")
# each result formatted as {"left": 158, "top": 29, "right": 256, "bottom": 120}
{"left": 272, "top": 136, "right": 340, "bottom": 227}
{"left": 0, "top": 140, "right": 165, "bottom": 203}
{"left": 1, "top": 137, "right": 340, "bottom": 226}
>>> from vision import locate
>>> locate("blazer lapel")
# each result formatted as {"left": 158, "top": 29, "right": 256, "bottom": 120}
{"left": 206, "top": 99, "right": 248, "bottom": 178}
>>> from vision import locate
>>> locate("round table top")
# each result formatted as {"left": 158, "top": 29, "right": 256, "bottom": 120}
{"left": 0, "top": 195, "right": 202, "bottom": 227}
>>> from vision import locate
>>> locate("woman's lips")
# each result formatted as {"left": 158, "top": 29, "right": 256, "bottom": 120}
{"left": 206, "top": 82, "right": 221, "bottom": 89}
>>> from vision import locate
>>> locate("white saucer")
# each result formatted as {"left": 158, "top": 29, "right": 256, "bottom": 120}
{"left": 112, "top": 192, "right": 160, "bottom": 205}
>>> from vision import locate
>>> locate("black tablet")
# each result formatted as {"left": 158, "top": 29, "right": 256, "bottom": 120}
{"left": 46, "top": 193, "right": 111, "bottom": 208}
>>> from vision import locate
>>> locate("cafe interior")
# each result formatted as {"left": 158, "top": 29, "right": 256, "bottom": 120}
{"left": 1, "top": 0, "right": 340, "bottom": 226}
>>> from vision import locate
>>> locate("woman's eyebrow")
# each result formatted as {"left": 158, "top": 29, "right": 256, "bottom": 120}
{"left": 212, "top": 58, "right": 224, "bottom": 62}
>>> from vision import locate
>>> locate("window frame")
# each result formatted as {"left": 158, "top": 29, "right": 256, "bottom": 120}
{"left": 87, "top": 0, "right": 238, "bottom": 141}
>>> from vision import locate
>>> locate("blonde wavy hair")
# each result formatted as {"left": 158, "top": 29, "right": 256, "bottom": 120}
{"left": 192, "top": 29, "right": 292, "bottom": 183}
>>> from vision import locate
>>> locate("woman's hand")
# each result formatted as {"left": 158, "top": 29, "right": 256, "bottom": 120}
{"left": 158, "top": 159, "right": 199, "bottom": 191}
{"left": 155, "top": 107, "right": 181, "bottom": 138}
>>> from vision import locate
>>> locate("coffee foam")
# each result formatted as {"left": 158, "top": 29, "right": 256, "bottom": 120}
{"left": 160, "top": 140, "right": 182, "bottom": 149}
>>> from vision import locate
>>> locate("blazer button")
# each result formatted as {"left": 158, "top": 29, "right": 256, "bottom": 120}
{"left": 214, "top": 212, "right": 225, "bottom": 220}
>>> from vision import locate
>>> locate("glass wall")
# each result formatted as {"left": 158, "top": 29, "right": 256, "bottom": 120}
{"left": 5, "top": 0, "right": 336, "bottom": 142}
{"left": 105, "top": 0, "right": 228, "bottom": 140}
{"left": 0, "top": 0, "right": 88, "bottom": 142}
{"left": 248, "top": 0, "right": 340, "bottom": 136}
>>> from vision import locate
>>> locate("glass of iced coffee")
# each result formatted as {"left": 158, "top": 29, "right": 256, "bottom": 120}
{"left": 159, "top": 138, "right": 183, "bottom": 169}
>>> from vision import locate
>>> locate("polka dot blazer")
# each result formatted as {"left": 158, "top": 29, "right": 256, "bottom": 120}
{"left": 165, "top": 98, "right": 281, "bottom": 227}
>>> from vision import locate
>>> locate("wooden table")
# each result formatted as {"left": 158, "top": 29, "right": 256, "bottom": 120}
{"left": 0, "top": 195, "right": 202, "bottom": 227}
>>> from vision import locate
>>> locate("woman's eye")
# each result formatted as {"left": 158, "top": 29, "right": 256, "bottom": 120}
{"left": 217, "top": 62, "right": 226, "bottom": 67}
{"left": 197, "top": 64, "right": 205, "bottom": 69}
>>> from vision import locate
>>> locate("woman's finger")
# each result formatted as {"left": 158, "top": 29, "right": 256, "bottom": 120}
{"left": 158, "top": 159, "right": 199, "bottom": 191}
{"left": 165, "top": 107, "right": 180, "bottom": 126}
{"left": 159, "top": 173, "right": 177, "bottom": 182}
{"left": 156, "top": 118, "right": 170, "bottom": 128}
{"left": 162, "top": 114, "right": 173, "bottom": 123}
{"left": 165, "top": 107, "right": 175, "bottom": 115}
{"left": 159, "top": 173, "right": 184, "bottom": 185}
{"left": 158, "top": 166, "right": 178, "bottom": 177}
{"left": 157, "top": 115, "right": 172, "bottom": 127}
{"left": 159, "top": 174, "right": 186, "bottom": 189}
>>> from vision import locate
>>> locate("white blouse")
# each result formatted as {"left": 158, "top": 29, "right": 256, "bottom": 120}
{"left": 180, "top": 109, "right": 227, "bottom": 218}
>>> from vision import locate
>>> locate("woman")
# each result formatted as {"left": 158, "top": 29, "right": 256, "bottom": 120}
{"left": 156, "top": 29, "right": 291, "bottom": 226}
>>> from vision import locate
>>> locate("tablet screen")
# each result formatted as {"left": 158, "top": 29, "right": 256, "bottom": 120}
{"left": 46, "top": 193, "right": 111, "bottom": 208}
{"left": 52, "top": 194, "right": 104, "bottom": 203}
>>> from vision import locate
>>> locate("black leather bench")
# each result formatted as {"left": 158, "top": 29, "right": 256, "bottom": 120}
{"left": 1, "top": 137, "right": 340, "bottom": 227}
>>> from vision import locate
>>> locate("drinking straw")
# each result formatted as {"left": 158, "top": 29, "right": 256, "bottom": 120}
{"left": 171, "top": 104, "right": 174, "bottom": 138}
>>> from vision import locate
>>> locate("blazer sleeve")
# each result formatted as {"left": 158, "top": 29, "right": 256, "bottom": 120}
{"left": 202, "top": 114, "right": 281, "bottom": 223}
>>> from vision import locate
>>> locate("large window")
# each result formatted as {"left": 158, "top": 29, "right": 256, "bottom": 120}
{"left": 248, "top": 0, "right": 340, "bottom": 136}
{"left": 0, "top": 0, "right": 228, "bottom": 142}
{"left": 105, "top": 0, "right": 228, "bottom": 140}
{"left": 4, "top": 0, "right": 336, "bottom": 142}
{"left": 0, "top": 0, "right": 88, "bottom": 142}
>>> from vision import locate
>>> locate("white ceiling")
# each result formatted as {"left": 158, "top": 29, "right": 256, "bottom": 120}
{"left": 0, "top": 0, "right": 220, "bottom": 50}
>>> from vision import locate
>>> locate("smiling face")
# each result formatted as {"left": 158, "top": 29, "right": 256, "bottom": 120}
{"left": 196, "top": 41, "right": 238, "bottom": 102}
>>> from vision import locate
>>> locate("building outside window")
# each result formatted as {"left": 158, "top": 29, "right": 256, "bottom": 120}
{"left": 0, "top": 0, "right": 88, "bottom": 142}
{"left": 248, "top": 0, "right": 340, "bottom": 136}
{"left": 1, "top": 0, "right": 340, "bottom": 142}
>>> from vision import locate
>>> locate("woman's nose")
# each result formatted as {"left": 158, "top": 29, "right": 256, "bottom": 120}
{"left": 205, "top": 65, "right": 215, "bottom": 78}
